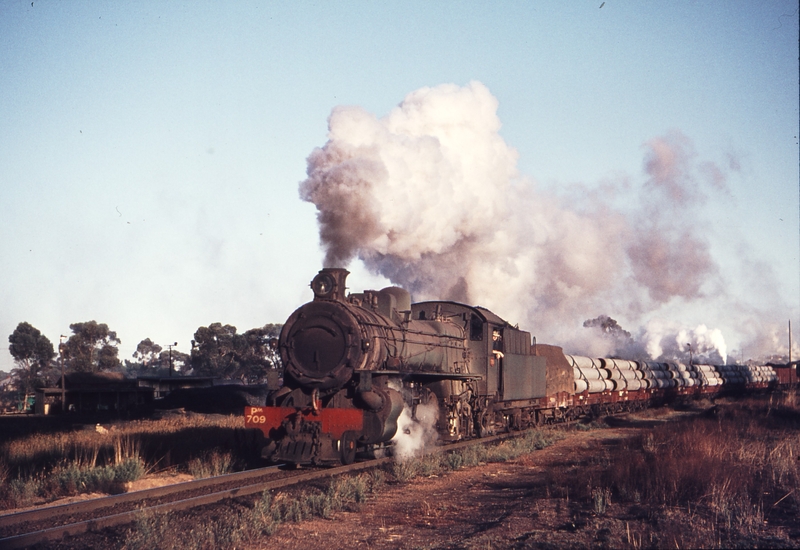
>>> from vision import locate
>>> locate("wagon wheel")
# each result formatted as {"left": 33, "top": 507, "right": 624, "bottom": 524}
{"left": 511, "top": 412, "right": 522, "bottom": 431}
{"left": 478, "top": 411, "right": 495, "bottom": 437}
{"left": 340, "top": 431, "right": 357, "bottom": 465}
{"left": 459, "top": 408, "right": 473, "bottom": 440}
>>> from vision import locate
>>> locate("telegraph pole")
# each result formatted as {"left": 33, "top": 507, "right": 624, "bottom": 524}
{"left": 789, "top": 319, "right": 792, "bottom": 364}
{"left": 168, "top": 342, "right": 177, "bottom": 377}
{"left": 59, "top": 335, "right": 67, "bottom": 412}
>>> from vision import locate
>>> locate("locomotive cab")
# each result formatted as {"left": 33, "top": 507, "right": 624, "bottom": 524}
{"left": 410, "top": 302, "right": 546, "bottom": 435}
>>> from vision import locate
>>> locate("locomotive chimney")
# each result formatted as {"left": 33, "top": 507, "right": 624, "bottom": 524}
{"left": 310, "top": 268, "right": 349, "bottom": 302}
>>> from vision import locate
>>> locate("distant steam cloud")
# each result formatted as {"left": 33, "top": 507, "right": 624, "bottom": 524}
{"left": 300, "top": 81, "right": 789, "bottom": 363}
{"left": 583, "top": 316, "right": 728, "bottom": 364}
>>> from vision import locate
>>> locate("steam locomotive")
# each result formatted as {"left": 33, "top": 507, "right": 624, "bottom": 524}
{"left": 244, "top": 268, "right": 797, "bottom": 466}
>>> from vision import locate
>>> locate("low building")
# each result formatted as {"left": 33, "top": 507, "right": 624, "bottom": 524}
{"left": 136, "top": 375, "right": 218, "bottom": 398}
{"left": 34, "top": 372, "right": 154, "bottom": 414}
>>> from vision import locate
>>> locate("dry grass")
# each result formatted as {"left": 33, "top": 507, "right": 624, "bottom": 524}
{"left": 391, "top": 428, "right": 563, "bottom": 483}
{"left": 187, "top": 449, "right": 234, "bottom": 479}
{"left": 120, "top": 471, "right": 386, "bottom": 550}
{"left": 0, "top": 413, "right": 261, "bottom": 509}
{"left": 550, "top": 393, "right": 800, "bottom": 547}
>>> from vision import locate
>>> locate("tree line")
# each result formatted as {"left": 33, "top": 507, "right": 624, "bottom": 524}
{"left": 6, "top": 320, "right": 283, "bottom": 395}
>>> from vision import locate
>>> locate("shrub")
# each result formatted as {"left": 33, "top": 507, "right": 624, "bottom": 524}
{"left": 447, "top": 451, "right": 464, "bottom": 470}
{"left": 369, "top": 468, "right": 385, "bottom": 491}
{"left": 391, "top": 458, "right": 419, "bottom": 483}
{"left": 115, "top": 458, "right": 146, "bottom": 483}
{"left": 458, "top": 444, "right": 488, "bottom": 468}
{"left": 7, "top": 476, "right": 40, "bottom": 508}
{"left": 122, "top": 510, "right": 169, "bottom": 550}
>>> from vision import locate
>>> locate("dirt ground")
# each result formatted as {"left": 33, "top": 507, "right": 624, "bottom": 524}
{"left": 256, "top": 409, "right": 798, "bottom": 550}
{"left": 260, "top": 424, "right": 643, "bottom": 549}
{"left": 37, "top": 404, "right": 799, "bottom": 549}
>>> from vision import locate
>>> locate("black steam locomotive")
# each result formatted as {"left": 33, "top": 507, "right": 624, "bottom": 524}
{"left": 244, "top": 268, "right": 794, "bottom": 466}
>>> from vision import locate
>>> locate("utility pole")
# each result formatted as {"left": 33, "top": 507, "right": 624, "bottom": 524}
{"left": 168, "top": 342, "right": 177, "bottom": 377}
{"left": 59, "top": 335, "right": 67, "bottom": 412}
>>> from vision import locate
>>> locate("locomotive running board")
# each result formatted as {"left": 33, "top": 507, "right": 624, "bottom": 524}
{"left": 362, "top": 370, "right": 483, "bottom": 382}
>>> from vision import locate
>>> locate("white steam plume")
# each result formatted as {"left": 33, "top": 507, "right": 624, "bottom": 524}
{"left": 300, "top": 81, "right": 788, "bottom": 363}
{"left": 391, "top": 401, "right": 440, "bottom": 461}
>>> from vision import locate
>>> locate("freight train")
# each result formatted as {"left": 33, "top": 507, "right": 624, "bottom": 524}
{"left": 245, "top": 268, "right": 797, "bottom": 466}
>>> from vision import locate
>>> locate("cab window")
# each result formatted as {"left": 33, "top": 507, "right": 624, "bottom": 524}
{"left": 470, "top": 315, "right": 483, "bottom": 341}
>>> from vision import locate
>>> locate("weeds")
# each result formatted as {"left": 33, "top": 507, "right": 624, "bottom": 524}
{"left": 391, "top": 428, "right": 562, "bottom": 483}
{"left": 1, "top": 424, "right": 150, "bottom": 508}
{"left": 600, "top": 412, "right": 800, "bottom": 519}
{"left": 6, "top": 458, "right": 146, "bottom": 508}
{"left": 591, "top": 487, "right": 611, "bottom": 515}
{"left": 562, "top": 395, "right": 800, "bottom": 545}
{"left": 417, "top": 453, "right": 444, "bottom": 476}
{"left": 186, "top": 449, "right": 234, "bottom": 478}
{"left": 121, "top": 471, "right": 386, "bottom": 549}
{"left": 113, "top": 434, "right": 141, "bottom": 465}
{"left": 121, "top": 509, "right": 170, "bottom": 550}
{"left": 0, "top": 458, "right": 8, "bottom": 485}
{"left": 391, "top": 458, "right": 419, "bottom": 482}
{"left": 576, "top": 418, "right": 607, "bottom": 432}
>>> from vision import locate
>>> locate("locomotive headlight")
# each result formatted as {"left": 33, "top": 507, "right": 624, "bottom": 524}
{"left": 311, "top": 272, "right": 335, "bottom": 299}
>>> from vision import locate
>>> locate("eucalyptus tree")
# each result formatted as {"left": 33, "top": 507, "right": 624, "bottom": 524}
{"left": 133, "top": 338, "right": 163, "bottom": 369}
{"left": 190, "top": 323, "right": 282, "bottom": 381}
{"left": 62, "top": 321, "right": 121, "bottom": 373}
{"left": 8, "top": 321, "right": 55, "bottom": 394}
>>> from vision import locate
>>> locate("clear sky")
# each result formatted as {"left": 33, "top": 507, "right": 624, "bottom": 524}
{"left": 1, "top": 1, "right": 798, "bottom": 370}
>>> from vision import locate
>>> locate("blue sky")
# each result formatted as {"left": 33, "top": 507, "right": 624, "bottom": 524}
{"left": 1, "top": 1, "right": 798, "bottom": 370}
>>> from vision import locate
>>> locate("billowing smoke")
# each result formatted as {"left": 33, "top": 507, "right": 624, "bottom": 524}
{"left": 391, "top": 401, "right": 440, "bottom": 461}
{"left": 301, "top": 82, "right": 515, "bottom": 273}
{"left": 300, "top": 81, "right": 789, "bottom": 363}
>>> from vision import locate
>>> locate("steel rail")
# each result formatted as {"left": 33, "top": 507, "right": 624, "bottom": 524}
{"left": 0, "top": 464, "right": 283, "bottom": 530}
{"left": 0, "top": 457, "right": 399, "bottom": 549}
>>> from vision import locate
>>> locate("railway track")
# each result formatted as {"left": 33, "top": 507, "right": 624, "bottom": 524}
{"left": 0, "top": 428, "right": 531, "bottom": 549}
{"left": 0, "top": 461, "right": 369, "bottom": 549}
